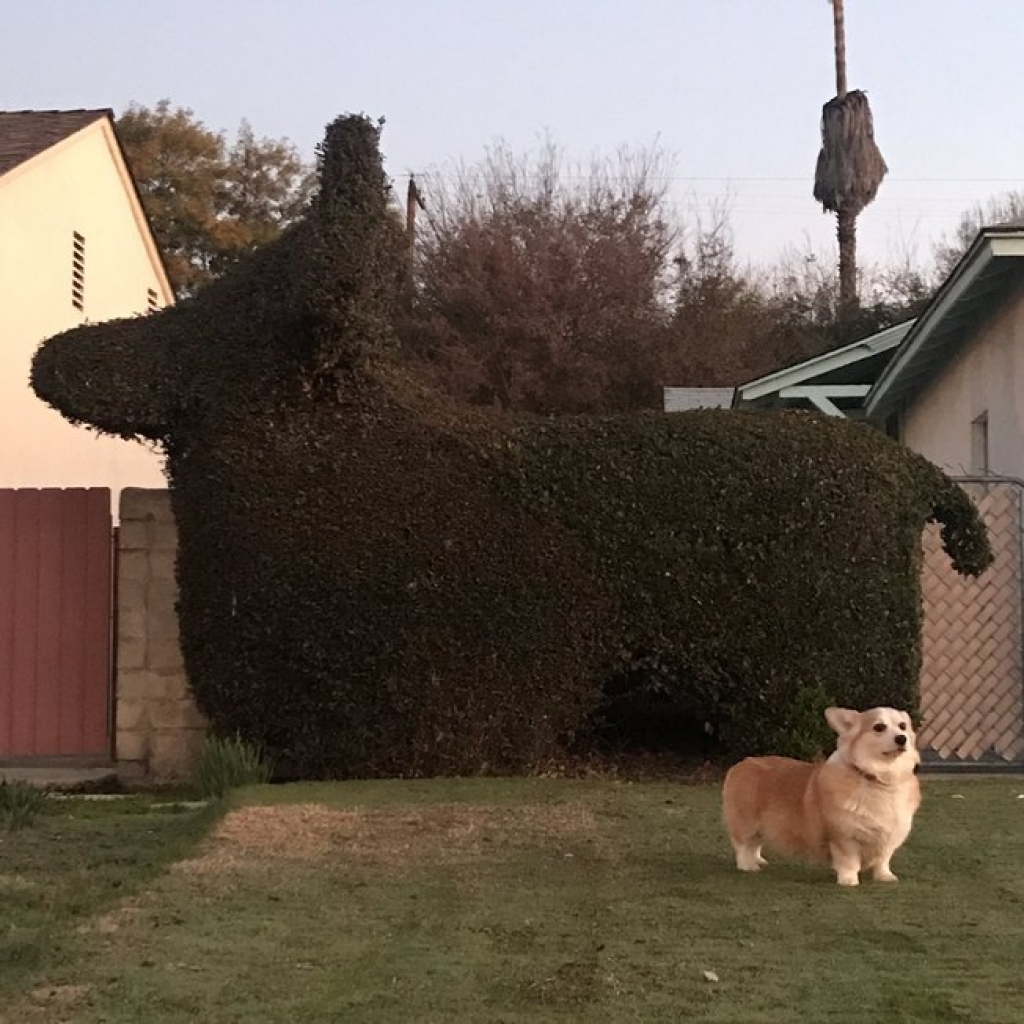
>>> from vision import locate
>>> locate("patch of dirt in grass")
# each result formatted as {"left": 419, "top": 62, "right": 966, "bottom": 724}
{"left": 525, "top": 960, "right": 604, "bottom": 1006}
{"left": 0, "top": 984, "right": 92, "bottom": 1024}
{"left": 79, "top": 901, "right": 145, "bottom": 935}
{"left": 0, "top": 872, "right": 35, "bottom": 891}
{"left": 30, "top": 984, "right": 90, "bottom": 1007}
{"left": 174, "top": 802, "right": 596, "bottom": 878}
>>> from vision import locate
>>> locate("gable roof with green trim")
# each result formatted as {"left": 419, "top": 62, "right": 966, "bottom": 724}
{"left": 866, "top": 226, "right": 1024, "bottom": 422}
{"left": 733, "top": 319, "right": 914, "bottom": 417}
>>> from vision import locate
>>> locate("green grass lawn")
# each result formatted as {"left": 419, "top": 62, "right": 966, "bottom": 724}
{"left": 2, "top": 777, "right": 1022, "bottom": 1023}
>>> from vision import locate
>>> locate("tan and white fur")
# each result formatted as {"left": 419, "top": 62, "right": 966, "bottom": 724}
{"left": 722, "top": 707, "right": 921, "bottom": 886}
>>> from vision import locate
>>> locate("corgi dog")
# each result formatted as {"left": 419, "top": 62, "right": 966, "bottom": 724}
{"left": 722, "top": 706, "right": 921, "bottom": 886}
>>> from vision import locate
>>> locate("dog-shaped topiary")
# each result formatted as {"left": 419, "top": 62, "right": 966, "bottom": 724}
{"left": 31, "top": 116, "right": 992, "bottom": 777}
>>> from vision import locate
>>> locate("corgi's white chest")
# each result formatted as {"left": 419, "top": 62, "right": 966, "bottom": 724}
{"left": 840, "top": 780, "right": 916, "bottom": 847}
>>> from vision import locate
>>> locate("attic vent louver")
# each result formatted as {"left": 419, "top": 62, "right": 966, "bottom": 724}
{"left": 71, "top": 231, "right": 85, "bottom": 311}
{"left": 146, "top": 287, "right": 159, "bottom": 313}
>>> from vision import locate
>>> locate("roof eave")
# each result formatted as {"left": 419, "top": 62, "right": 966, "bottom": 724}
{"left": 102, "top": 116, "right": 176, "bottom": 304}
{"left": 735, "top": 319, "right": 914, "bottom": 403}
{"left": 865, "top": 229, "right": 1024, "bottom": 420}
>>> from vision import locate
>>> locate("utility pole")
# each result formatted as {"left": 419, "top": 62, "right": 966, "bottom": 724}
{"left": 406, "top": 174, "right": 425, "bottom": 276}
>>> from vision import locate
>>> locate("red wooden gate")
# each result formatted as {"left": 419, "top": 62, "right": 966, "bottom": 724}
{"left": 0, "top": 489, "right": 113, "bottom": 759}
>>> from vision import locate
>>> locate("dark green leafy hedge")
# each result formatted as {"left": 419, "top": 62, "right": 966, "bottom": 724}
{"left": 508, "top": 410, "right": 991, "bottom": 757}
{"left": 31, "top": 115, "right": 992, "bottom": 776}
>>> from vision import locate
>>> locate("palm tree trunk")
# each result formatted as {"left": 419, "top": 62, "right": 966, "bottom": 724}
{"left": 832, "top": 0, "right": 847, "bottom": 98}
{"left": 831, "top": 0, "right": 856, "bottom": 323}
{"left": 837, "top": 207, "right": 857, "bottom": 322}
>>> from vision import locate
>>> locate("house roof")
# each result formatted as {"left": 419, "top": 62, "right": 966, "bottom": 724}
{"left": 0, "top": 107, "right": 175, "bottom": 304}
{"left": 0, "top": 109, "right": 111, "bottom": 178}
{"left": 866, "top": 226, "right": 1024, "bottom": 421}
{"left": 733, "top": 319, "right": 914, "bottom": 416}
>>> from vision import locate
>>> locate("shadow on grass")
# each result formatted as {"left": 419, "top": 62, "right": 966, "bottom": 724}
{"left": 0, "top": 798, "right": 221, "bottom": 1006}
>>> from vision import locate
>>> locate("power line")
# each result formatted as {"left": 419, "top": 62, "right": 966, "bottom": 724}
{"left": 403, "top": 171, "right": 1024, "bottom": 186}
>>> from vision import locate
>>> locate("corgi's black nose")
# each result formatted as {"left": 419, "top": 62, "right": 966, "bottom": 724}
{"left": 895, "top": 734, "right": 907, "bottom": 747}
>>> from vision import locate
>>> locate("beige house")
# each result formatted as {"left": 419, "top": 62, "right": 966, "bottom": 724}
{"left": 0, "top": 109, "right": 174, "bottom": 501}
{"left": 865, "top": 230, "right": 1024, "bottom": 768}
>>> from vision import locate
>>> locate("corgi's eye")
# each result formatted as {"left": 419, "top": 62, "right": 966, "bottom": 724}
{"left": 898, "top": 722, "right": 908, "bottom": 731}
{"left": 872, "top": 723, "right": 886, "bottom": 733}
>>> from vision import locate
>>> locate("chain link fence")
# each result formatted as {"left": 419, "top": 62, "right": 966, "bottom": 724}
{"left": 920, "top": 477, "right": 1024, "bottom": 769}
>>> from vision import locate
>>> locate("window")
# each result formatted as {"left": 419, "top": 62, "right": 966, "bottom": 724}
{"left": 971, "top": 412, "right": 989, "bottom": 475}
{"left": 71, "top": 231, "right": 85, "bottom": 310}
{"left": 146, "top": 287, "right": 159, "bottom": 313}
{"left": 884, "top": 409, "right": 903, "bottom": 443}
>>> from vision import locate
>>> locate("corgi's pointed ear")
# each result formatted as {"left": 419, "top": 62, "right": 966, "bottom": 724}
{"left": 825, "top": 707, "right": 860, "bottom": 735}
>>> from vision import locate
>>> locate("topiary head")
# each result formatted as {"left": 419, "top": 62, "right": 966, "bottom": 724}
{"left": 30, "top": 113, "right": 406, "bottom": 439}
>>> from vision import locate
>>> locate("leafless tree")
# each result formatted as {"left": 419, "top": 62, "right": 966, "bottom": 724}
{"left": 933, "top": 191, "right": 1024, "bottom": 279}
{"left": 401, "top": 138, "right": 677, "bottom": 413}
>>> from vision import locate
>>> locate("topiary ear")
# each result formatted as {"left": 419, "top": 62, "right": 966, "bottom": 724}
{"left": 31, "top": 311, "right": 182, "bottom": 441}
{"left": 316, "top": 114, "right": 388, "bottom": 210}
{"left": 290, "top": 114, "right": 406, "bottom": 383}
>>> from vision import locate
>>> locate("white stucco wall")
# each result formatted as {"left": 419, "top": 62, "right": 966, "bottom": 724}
{"left": 0, "top": 119, "right": 173, "bottom": 502}
{"left": 902, "top": 282, "right": 1024, "bottom": 479}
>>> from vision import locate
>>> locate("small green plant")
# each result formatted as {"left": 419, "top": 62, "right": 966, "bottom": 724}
{"left": 194, "top": 734, "right": 273, "bottom": 799}
{"left": 768, "top": 678, "right": 834, "bottom": 760}
{"left": 0, "top": 779, "right": 48, "bottom": 830}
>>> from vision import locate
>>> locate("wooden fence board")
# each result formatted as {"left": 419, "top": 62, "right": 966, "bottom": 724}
{"left": 0, "top": 488, "right": 112, "bottom": 758}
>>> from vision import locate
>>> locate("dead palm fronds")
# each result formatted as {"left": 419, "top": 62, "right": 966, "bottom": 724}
{"left": 813, "top": 90, "right": 887, "bottom": 217}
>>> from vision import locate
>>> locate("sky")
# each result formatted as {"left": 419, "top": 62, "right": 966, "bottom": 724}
{"left": 5, "top": 1, "right": 1024, "bottom": 273}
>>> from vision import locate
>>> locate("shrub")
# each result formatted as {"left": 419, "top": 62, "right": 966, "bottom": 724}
{"left": 0, "top": 779, "right": 47, "bottom": 830}
{"left": 507, "top": 408, "right": 990, "bottom": 757}
{"left": 194, "top": 734, "right": 273, "bottom": 799}
{"left": 30, "top": 114, "right": 993, "bottom": 776}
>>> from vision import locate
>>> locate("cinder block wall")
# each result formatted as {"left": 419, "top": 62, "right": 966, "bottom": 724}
{"left": 116, "top": 488, "right": 206, "bottom": 780}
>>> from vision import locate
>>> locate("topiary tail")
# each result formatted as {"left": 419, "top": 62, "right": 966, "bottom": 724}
{"left": 930, "top": 477, "right": 993, "bottom": 578}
